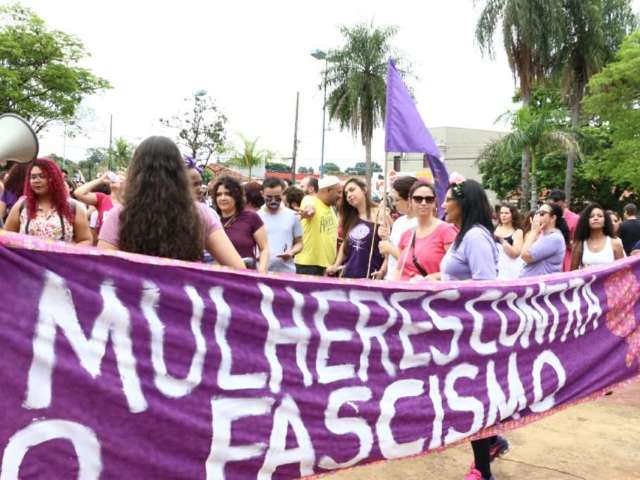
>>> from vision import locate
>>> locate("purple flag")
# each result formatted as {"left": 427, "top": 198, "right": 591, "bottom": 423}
{"left": 385, "top": 60, "right": 449, "bottom": 210}
{"left": 1, "top": 231, "right": 639, "bottom": 479}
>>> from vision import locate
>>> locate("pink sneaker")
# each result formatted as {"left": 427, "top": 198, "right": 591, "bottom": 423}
{"left": 464, "top": 465, "right": 495, "bottom": 480}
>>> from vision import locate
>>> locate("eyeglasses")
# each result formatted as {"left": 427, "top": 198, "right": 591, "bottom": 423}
{"left": 412, "top": 195, "right": 435, "bottom": 204}
{"left": 536, "top": 210, "right": 550, "bottom": 216}
{"left": 264, "top": 195, "right": 282, "bottom": 202}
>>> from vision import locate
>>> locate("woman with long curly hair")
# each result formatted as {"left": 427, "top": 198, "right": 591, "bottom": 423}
{"left": 211, "top": 176, "right": 269, "bottom": 272}
{"left": 571, "top": 203, "right": 624, "bottom": 270}
{"left": 4, "top": 158, "right": 91, "bottom": 244}
{"left": 495, "top": 203, "right": 524, "bottom": 279}
{"left": 326, "top": 177, "right": 388, "bottom": 279}
{"left": 0, "top": 162, "right": 30, "bottom": 220}
{"left": 98, "top": 136, "right": 244, "bottom": 269}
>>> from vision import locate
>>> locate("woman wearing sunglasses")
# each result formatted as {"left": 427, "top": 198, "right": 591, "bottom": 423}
{"left": 439, "top": 179, "right": 508, "bottom": 480}
{"left": 520, "top": 202, "right": 570, "bottom": 278}
{"left": 395, "top": 181, "right": 456, "bottom": 281}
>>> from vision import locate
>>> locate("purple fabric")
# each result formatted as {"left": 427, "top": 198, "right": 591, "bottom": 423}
{"left": 441, "top": 225, "right": 499, "bottom": 281}
{"left": 0, "top": 231, "right": 639, "bottom": 479}
{"left": 221, "top": 208, "right": 263, "bottom": 258}
{"left": 384, "top": 60, "right": 449, "bottom": 214}
{"left": 1, "top": 190, "right": 18, "bottom": 212}
{"left": 520, "top": 230, "right": 566, "bottom": 278}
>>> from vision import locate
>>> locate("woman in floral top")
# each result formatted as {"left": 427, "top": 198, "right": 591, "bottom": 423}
{"left": 4, "top": 158, "right": 92, "bottom": 245}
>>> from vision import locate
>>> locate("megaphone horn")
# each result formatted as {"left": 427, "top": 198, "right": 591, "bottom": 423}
{"left": 0, "top": 113, "right": 39, "bottom": 166}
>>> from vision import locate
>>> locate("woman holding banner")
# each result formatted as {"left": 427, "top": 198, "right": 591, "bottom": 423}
{"left": 570, "top": 203, "right": 624, "bottom": 270}
{"left": 327, "top": 177, "right": 387, "bottom": 279}
{"left": 439, "top": 178, "right": 508, "bottom": 480}
{"left": 98, "top": 136, "right": 245, "bottom": 269}
{"left": 4, "top": 158, "right": 92, "bottom": 245}
{"left": 394, "top": 181, "right": 456, "bottom": 281}
{"left": 520, "top": 202, "right": 570, "bottom": 278}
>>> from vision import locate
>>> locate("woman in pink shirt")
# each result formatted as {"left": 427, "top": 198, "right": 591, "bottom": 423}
{"left": 395, "top": 181, "right": 457, "bottom": 281}
{"left": 98, "top": 136, "right": 244, "bottom": 269}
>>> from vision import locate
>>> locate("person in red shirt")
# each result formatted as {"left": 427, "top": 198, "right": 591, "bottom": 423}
{"left": 548, "top": 189, "right": 579, "bottom": 271}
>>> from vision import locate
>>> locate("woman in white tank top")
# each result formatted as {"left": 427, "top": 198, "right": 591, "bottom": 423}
{"left": 571, "top": 203, "right": 624, "bottom": 270}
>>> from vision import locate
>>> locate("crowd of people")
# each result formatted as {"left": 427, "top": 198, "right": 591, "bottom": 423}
{"left": 1, "top": 135, "right": 640, "bottom": 480}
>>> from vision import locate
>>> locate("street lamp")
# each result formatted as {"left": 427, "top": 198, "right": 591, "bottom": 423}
{"left": 311, "top": 49, "right": 328, "bottom": 178}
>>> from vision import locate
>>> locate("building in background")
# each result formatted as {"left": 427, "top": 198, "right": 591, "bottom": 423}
{"left": 385, "top": 126, "right": 507, "bottom": 203}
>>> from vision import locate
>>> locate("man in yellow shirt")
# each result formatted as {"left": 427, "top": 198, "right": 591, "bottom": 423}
{"left": 295, "top": 176, "right": 340, "bottom": 276}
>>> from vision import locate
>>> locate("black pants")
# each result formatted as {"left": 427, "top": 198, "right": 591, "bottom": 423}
{"left": 295, "top": 264, "right": 326, "bottom": 276}
{"left": 471, "top": 436, "right": 497, "bottom": 479}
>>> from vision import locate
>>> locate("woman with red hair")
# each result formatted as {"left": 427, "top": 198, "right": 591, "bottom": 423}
{"left": 4, "top": 158, "right": 92, "bottom": 244}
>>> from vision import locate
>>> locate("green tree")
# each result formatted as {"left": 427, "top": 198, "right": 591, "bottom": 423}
{"left": 160, "top": 91, "right": 227, "bottom": 168}
{"left": 322, "top": 162, "right": 342, "bottom": 175}
{"left": 475, "top": 0, "right": 566, "bottom": 208}
{"left": 555, "top": 0, "right": 635, "bottom": 203}
{"left": 583, "top": 30, "right": 640, "bottom": 187}
{"left": 107, "top": 137, "right": 135, "bottom": 171}
{"left": 325, "top": 23, "right": 398, "bottom": 192}
{"left": 227, "top": 135, "right": 272, "bottom": 179}
{"left": 0, "top": 4, "right": 110, "bottom": 132}
{"left": 483, "top": 93, "right": 580, "bottom": 209}
{"left": 266, "top": 162, "right": 291, "bottom": 173}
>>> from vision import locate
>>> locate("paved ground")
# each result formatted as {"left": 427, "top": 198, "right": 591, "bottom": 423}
{"left": 327, "top": 381, "right": 640, "bottom": 480}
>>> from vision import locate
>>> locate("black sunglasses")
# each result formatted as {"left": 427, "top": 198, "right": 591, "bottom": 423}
{"left": 412, "top": 195, "right": 436, "bottom": 204}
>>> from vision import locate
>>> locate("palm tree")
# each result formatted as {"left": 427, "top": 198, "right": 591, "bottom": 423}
{"left": 325, "top": 23, "right": 397, "bottom": 192}
{"left": 494, "top": 101, "right": 580, "bottom": 209}
{"left": 555, "top": 0, "right": 635, "bottom": 204}
{"left": 475, "top": 0, "right": 566, "bottom": 209}
{"left": 227, "top": 135, "right": 272, "bottom": 179}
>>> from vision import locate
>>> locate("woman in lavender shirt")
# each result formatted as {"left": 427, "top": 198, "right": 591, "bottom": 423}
{"left": 520, "top": 202, "right": 569, "bottom": 278}
{"left": 440, "top": 179, "right": 508, "bottom": 480}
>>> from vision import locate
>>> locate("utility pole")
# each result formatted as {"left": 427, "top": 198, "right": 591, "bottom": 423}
{"left": 291, "top": 91, "right": 299, "bottom": 185}
{"left": 108, "top": 114, "right": 113, "bottom": 171}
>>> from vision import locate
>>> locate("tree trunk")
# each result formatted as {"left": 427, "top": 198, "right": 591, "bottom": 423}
{"left": 521, "top": 147, "right": 532, "bottom": 211}
{"left": 365, "top": 139, "right": 372, "bottom": 194}
{"left": 529, "top": 152, "right": 537, "bottom": 211}
{"left": 564, "top": 95, "right": 581, "bottom": 206}
{"left": 520, "top": 91, "right": 532, "bottom": 212}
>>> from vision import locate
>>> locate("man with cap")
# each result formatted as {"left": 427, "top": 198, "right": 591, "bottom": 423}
{"left": 295, "top": 175, "right": 341, "bottom": 276}
{"left": 548, "top": 189, "right": 579, "bottom": 271}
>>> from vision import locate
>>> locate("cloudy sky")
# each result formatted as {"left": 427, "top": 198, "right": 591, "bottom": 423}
{"left": 17, "top": 0, "right": 640, "bottom": 170}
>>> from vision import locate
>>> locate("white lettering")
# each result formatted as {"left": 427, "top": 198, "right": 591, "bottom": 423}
{"left": 560, "top": 278, "right": 585, "bottom": 342}
{"left": 467, "top": 290, "right": 501, "bottom": 355}
{"left": 427, "top": 375, "right": 444, "bottom": 449}
{"left": 259, "top": 284, "right": 312, "bottom": 393}
{"left": 486, "top": 353, "right": 527, "bottom": 426}
{"left": 530, "top": 350, "right": 566, "bottom": 413}
{"left": 444, "top": 363, "right": 484, "bottom": 444}
{"left": 206, "top": 396, "right": 274, "bottom": 479}
{"left": 258, "top": 395, "right": 315, "bottom": 479}
{"left": 391, "top": 292, "right": 433, "bottom": 370}
{"left": 318, "top": 386, "right": 373, "bottom": 470}
{"left": 210, "top": 286, "right": 267, "bottom": 390}
{"left": 423, "top": 290, "right": 462, "bottom": 366}
{"left": 350, "top": 290, "right": 397, "bottom": 381}
{"left": 0, "top": 419, "right": 101, "bottom": 480}
{"left": 142, "top": 282, "right": 206, "bottom": 398}
{"left": 376, "top": 379, "right": 425, "bottom": 459}
{"left": 25, "top": 272, "right": 146, "bottom": 413}
{"left": 312, "top": 290, "right": 355, "bottom": 384}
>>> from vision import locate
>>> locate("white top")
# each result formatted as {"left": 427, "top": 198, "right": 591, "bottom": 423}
{"left": 582, "top": 236, "right": 615, "bottom": 267}
{"left": 385, "top": 215, "right": 418, "bottom": 280}
{"left": 258, "top": 206, "right": 303, "bottom": 273}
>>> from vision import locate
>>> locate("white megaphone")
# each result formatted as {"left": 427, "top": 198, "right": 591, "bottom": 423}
{"left": 0, "top": 113, "right": 39, "bottom": 166}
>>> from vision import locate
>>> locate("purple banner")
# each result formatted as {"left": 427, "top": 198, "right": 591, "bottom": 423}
{"left": 0, "top": 231, "right": 639, "bottom": 479}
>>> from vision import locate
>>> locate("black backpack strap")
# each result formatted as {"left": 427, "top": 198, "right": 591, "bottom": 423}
{"left": 410, "top": 229, "right": 429, "bottom": 277}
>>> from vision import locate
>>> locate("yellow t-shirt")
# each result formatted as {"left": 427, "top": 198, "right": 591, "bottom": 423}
{"left": 295, "top": 196, "right": 337, "bottom": 267}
